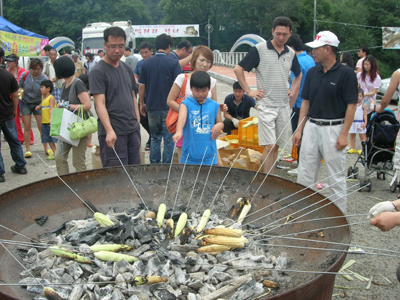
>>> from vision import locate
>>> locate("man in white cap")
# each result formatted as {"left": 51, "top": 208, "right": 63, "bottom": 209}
{"left": 292, "top": 31, "right": 358, "bottom": 213}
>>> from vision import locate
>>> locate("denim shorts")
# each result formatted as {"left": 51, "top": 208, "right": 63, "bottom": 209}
{"left": 41, "top": 124, "right": 58, "bottom": 144}
{"left": 21, "top": 101, "right": 42, "bottom": 116}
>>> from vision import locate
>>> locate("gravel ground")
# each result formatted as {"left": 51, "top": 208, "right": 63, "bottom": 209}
{"left": 1, "top": 81, "right": 399, "bottom": 299}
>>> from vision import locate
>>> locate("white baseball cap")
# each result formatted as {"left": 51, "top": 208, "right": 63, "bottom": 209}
{"left": 306, "top": 31, "right": 340, "bottom": 48}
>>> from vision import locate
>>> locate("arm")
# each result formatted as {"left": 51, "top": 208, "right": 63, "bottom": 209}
{"left": 212, "top": 109, "right": 224, "bottom": 140}
{"left": 69, "top": 92, "right": 91, "bottom": 112}
{"left": 49, "top": 96, "right": 55, "bottom": 123}
{"left": 376, "top": 70, "right": 400, "bottom": 113}
{"left": 172, "top": 104, "right": 187, "bottom": 143}
{"left": 370, "top": 212, "right": 400, "bottom": 231}
{"left": 365, "top": 88, "right": 378, "bottom": 98}
{"left": 133, "top": 91, "right": 140, "bottom": 123}
{"left": 292, "top": 99, "right": 310, "bottom": 146}
{"left": 234, "top": 65, "right": 265, "bottom": 99}
{"left": 224, "top": 111, "right": 235, "bottom": 121}
{"left": 179, "top": 55, "right": 192, "bottom": 68}
{"left": 11, "top": 91, "right": 18, "bottom": 117}
{"left": 288, "top": 73, "right": 302, "bottom": 109}
{"left": 167, "top": 83, "right": 182, "bottom": 112}
{"left": 94, "top": 94, "right": 116, "bottom": 148}
{"left": 362, "top": 103, "right": 367, "bottom": 129}
{"left": 336, "top": 103, "right": 357, "bottom": 150}
{"left": 138, "top": 84, "right": 147, "bottom": 116}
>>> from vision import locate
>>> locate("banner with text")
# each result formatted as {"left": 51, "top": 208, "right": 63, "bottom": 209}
{"left": 132, "top": 25, "right": 199, "bottom": 38}
{"left": 1, "top": 31, "right": 49, "bottom": 56}
{"left": 383, "top": 27, "right": 400, "bottom": 49}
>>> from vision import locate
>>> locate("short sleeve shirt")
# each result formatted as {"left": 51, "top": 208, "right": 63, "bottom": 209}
{"left": 0, "top": 69, "right": 19, "bottom": 122}
{"left": 224, "top": 94, "right": 256, "bottom": 119}
{"left": 302, "top": 61, "right": 358, "bottom": 119}
{"left": 90, "top": 60, "right": 139, "bottom": 136}
{"left": 174, "top": 73, "right": 216, "bottom": 99}
{"left": 19, "top": 72, "right": 48, "bottom": 104}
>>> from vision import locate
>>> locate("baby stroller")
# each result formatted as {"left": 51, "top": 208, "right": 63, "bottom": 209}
{"left": 347, "top": 109, "right": 400, "bottom": 192}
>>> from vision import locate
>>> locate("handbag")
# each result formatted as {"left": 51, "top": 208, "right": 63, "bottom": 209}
{"left": 70, "top": 105, "right": 98, "bottom": 140}
{"left": 166, "top": 74, "right": 188, "bottom": 133}
{"left": 50, "top": 108, "right": 80, "bottom": 146}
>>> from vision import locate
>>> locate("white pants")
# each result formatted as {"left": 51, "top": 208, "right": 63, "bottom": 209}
{"left": 394, "top": 133, "right": 400, "bottom": 172}
{"left": 297, "top": 121, "right": 347, "bottom": 213}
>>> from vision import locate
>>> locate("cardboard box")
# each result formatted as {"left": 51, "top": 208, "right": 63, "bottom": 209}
{"left": 91, "top": 145, "right": 103, "bottom": 169}
{"left": 219, "top": 148, "right": 250, "bottom": 169}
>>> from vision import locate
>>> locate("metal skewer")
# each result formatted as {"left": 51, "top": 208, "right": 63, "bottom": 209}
{"left": 0, "top": 224, "right": 39, "bottom": 243}
{"left": 195, "top": 152, "right": 217, "bottom": 214}
{"left": 112, "top": 147, "right": 149, "bottom": 211}
{"left": 171, "top": 153, "right": 190, "bottom": 217}
{"left": 164, "top": 143, "right": 177, "bottom": 203}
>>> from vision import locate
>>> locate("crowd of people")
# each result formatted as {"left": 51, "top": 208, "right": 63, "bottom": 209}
{"left": 1, "top": 17, "right": 399, "bottom": 231}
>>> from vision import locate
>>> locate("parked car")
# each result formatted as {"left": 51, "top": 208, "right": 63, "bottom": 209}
{"left": 377, "top": 77, "right": 398, "bottom": 102}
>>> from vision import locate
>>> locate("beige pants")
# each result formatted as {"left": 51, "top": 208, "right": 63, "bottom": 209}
{"left": 55, "top": 136, "right": 88, "bottom": 175}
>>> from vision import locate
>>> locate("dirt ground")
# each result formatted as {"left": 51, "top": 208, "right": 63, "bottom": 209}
{"left": 1, "top": 81, "right": 400, "bottom": 299}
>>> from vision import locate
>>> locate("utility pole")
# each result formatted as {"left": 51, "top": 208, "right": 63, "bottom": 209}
{"left": 313, "top": 0, "right": 317, "bottom": 38}
{"left": 1, "top": 0, "right": 3, "bottom": 17}
{"left": 205, "top": 19, "right": 213, "bottom": 49}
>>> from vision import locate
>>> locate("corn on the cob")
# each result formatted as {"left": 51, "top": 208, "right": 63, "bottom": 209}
{"left": 89, "top": 244, "right": 132, "bottom": 253}
{"left": 174, "top": 213, "right": 188, "bottom": 237}
{"left": 18, "top": 89, "right": 24, "bottom": 100}
{"left": 50, "top": 247, "right": 93, "bottom": 264}
{"left": 94, "top": 212, "right": 114, "bottom": 227}
{"left": 237, "top": 199, "right": 251, "bottom": 224}
{"left": 263, "top": 280, "right": 279, "bottom": 288}
{"left": 198, "top": 239, "right": 211, "bottom": 247}
{"left": 204, "top": 227, "right": 243, "bottom": 238}
{"left": 145, "top": 211, "right": 156, "bottom": 219}
{"left": 132, "top": 275, "right": 168, "bottom": 285}
{"left": 196, "top": 209, "right": 211, "bottom": 233}
{"left": 180, "top": 226, "right": 194, "bottom": 245}
{"left": 228, "top": 198, "right": 245, "bottom": 219}
{"left": 94, "top": 251, "right": 139, "bottom": 263}
{"left": 203, "top": 236, "right": 247, "bottom": 249}
{"left": 242, "top": 117, "right": 258, "bottom": 128}
{"left": 44, "top": 287, "right": 63, "bottom": 300}
{"left": 164, "top": 219, "right": 174, "bottom": 240}
{"left": 157, "top": 203, "right": 166, "bottom": 228}
{"left": 197, "top": 244, "right": 231, "bottom": 253}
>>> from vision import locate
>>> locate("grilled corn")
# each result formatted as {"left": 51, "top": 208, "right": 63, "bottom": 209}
{"left": 197, "top": 244, "right": 231, "bottom": 253}
{"left": 94, "top": 251, "right": 139, "bottom": 263}
{"left": 44, "top": 287, "right": 63, "bottom": 300}
{"left": 94, "top": 212, "right": 114, "bottom": 227}
{"left": 180, "top": 226, "right": 194, "bottom": 245}
{"left": 49, "top": 247, "right": 93, "bottom": 264}
{"left": 237, "top": 198, "right": 251, "bottom": 224}
{"left": 174, "top": 213, "right": 188, "bottom": 237}
{"left": 196, "top": 208, "right": 211, "bottom": 233}
{"left": 89, "top": 244, "right": 132, "bottom": 253}
{"left": 157, "top": 203, "right": 166, "bottom": 228}
{"left": 204, "top": 227, "right": 243, "bottom": 238}
{"left": 228, "top": 198, "right": 245, "bottom": 219}
{"left": 263, "top": 280, "right": 279, "bottom": 288}
{"left": 203, "top": 236, "right": 247, "bottom": 249}
{"left": 132, "top": 275, "right": 168, "bottom": 285}
{"left": 164, "top": 219, "right": 174, "bottom": 240}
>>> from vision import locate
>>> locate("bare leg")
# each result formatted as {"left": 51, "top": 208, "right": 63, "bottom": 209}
{"left": 262, "top": 144, "right": 279, "bottom": 174}
{"left": 22, "top": 115, "right": 32, "bottom": 153}
{"left": 348, "top": 133, "right": 356, "bottom": 149}
{"left": 359, "top": 133, "right": 366, "bottom": 143}
{"left": 176, "top": 147, "right": 182, "bottom": 163}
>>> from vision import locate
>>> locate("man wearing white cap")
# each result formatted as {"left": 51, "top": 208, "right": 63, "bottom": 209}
{"left": 292, "top": 31, "right": 358, "bottom": 213}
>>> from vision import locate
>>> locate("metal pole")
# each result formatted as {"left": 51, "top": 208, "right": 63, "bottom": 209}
{"left": 313, "top": 0, "right": 317, "bottom": 38}
{"left": 208, "top": 19, "right": 210, "bottom": 48}
{"left": 1, "top": 0, "right": 3, "bottom": 17}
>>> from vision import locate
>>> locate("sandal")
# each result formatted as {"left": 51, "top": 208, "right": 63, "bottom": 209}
{"left": 24, "top": 151, "right": 32, "bottom": 158}
{"left": 47, "top": 149, "right": 54, "bottom": 156}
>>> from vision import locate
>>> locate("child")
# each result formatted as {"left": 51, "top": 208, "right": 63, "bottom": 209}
{"left": 347, "top": 88, "right": 367, "bottom": 155}
{"left": 173, "top": 71, "right": 224, "bottom": 165}
{"left": 36, "top": 80, "right": 57, "bottom": 160}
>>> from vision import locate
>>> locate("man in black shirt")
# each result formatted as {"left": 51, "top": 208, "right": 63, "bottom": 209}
{"left": 223, "top": 81, "right": 257, "bottom": 134}
{"left": 292, "top": 31, "right": 358, "bottom": 213}
{"left": 0, "top": 48, "right": 27, "bottom": 182}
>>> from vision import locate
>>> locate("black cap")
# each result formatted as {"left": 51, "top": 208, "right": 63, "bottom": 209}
{"left": 5, "top": 56, "right": 18, "bottom": 62}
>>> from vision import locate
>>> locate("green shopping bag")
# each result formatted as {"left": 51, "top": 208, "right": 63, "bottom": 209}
{"left": 50, "top": 107, "right": 79, "bottom": 146}
{"left": 50, "top": 108, "right": 63, "bottom": 137}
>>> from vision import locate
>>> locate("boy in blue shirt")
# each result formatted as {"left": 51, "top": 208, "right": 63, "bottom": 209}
{"left": 173, "top": 71, "right": 223, "bottom": 165}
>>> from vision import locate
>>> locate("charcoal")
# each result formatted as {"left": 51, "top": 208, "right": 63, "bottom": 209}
{"left": 138, "top": 251, "right": 156, "bottom": 262}
{"left": 208, "top": 264, "right": 228, "bottom": 278}
{"left": 112, "top": 228, "right": 125, "bottom": 244}
{"left": 81, "top": 263, "right": 95, "bottom": 275}
{"left": 127, "top": 296, "right": 140, "bottom": 300}
{"left": 132, "top": 261, "right": 146, "bottom": 276}
{"left": 180, "top": 284, "right": 197, "bottom": 295}
{"left": 214, "top": 272, "right": 232, "bottom": 282}
{"left": 19, "top": 277, "right": 49, "bottom": 294}
{"left": 68, "top": 262, "right": 84, "bottom": 280}
{"left": 122, "top": 221, "right": 135, "bottom": 241}
{"left": 208, "top": 276, "right": 219, "bottom": 285}
{"left": 277, "top": 253, "right": 287, "bottom": 269}
{"left": 115, "top": 274, "right": 127, "bottom": 289}
{"left": 131, "top": 244, "right": 150, "bottom": 257}
{"left": 69, "top": 285, "right": 84, "bottom": 300}
{"left": 160, "top": 260, "right": 174, "bottom": 278}
{"left": 34, "top": 215, "right": 48, "bottom": 226}
{"left": 79, "top": 243, "right": 92, "bottom": 254}
{"left": 198, "top": 283, "right": 216, "bottom": 297}
{"left": 215, "top": 251, "right": 236, "bottom": 263}
{"left": 174, "top": 266, "right": 190, "bottom": 286}
{"left": 122, "top": 272, "right": 134, "bottom": 283}
{"left": 105, "top": 232, "right": 115, "bottom": 242}
{"left": 187, "top": 257, "right": 202, "bottom": 273}
{"left": 99, "top": 284, "right": 114, "bottom": 297}
{"left": 229, "top": 279, "right": 264, "bottom": 300}
{"left": 37, "top": 249, "right": 53, "bottom": 260}
{"left": 115, "top": 214, "right": 131, "bottom": 223}
{"left": 156, "top": 247, "right": 185, "bottom": 268}
{"left": 200, "top": 258, "right": 214, "bottom": 273}
{"left": 145, "top": 257, "right": 162, "bottom": 276}
{"left": 85, "top": 290, "right": 97, "bottom": 300}
{"left": 62, "top": 272, "right": 74, "bottom": 284}
{"left": 188, "top": 278, "right": 205, "bottom": 290}
{"left": 114, "top": 259, "right": 132, "bottom": 274}
{"left": 97, "top": 223, "right": 122, "bottom": 235}
{"left": 86, "top": 273, "right": 100, "bottom": 290}
{"left": 80, "top": 233, "right": 102, "bottom": 246}
{"left": 187, "top": 293, "right": 197, "bottom": 300}
{"left": 66, "top": 225, "right": 97, "bottom": 245}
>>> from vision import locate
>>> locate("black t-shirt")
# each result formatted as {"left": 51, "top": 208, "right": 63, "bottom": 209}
{"left": 302, "top": 61, "right": 358, "bottom": 119}
{"left": 224, "top": 94, "right": 256, "bottom": 119}
{"left": 0, "top": 69, "right": 19, "bottom": 122}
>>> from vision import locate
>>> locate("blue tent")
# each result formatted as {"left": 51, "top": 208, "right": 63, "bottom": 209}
{"left": 0, "top": 16, "right": 47, "bottom": 39}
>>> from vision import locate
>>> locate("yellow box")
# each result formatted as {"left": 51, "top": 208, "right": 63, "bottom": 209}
{"left": 238, "top": 117, "right": 259, "bottom": 148}
{"left": 218, "top": 148, "right": 250, "bottom": 169}
{"left": 219, "top": 135, "right": 239, "bottom": 149}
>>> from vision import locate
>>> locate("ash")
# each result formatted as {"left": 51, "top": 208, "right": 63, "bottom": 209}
{"left": 17, "top": 206, "right": 291, "bottom": 300}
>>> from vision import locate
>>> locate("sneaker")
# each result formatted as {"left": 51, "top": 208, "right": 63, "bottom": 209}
{"left": 347, "top": 148, "right": 357, "bottom": 154}
{"left": 47, "top": 155, "right": 55, "bottom": 160}
{"left": 357, "top": 150, "right": 362, "bottom": 155}
{"left": 11, "top": 166, "right": 28, "bottom": 175}
{"left": 87, "top": 142, "right": 93, "bottom": 147}
{"left": 47, "top": 149, "right": 54, "bottom": 156}
{"left": 288, "top": 168, "right": 298, "bottom": 175}
{"left": 24, "top": 151, "right": 32, "bottom": 158}
{"left": 0, "top": 174, "right": 5, "bottom": 182}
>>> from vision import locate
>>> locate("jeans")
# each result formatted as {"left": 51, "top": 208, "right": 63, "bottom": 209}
{"left": 0, "top": 118, "right": 27, "bottom": 175}
{"left": 148, "top": 110, "right": 174, "bottom": 164}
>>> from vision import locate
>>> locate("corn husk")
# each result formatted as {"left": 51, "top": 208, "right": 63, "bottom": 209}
{"left": 94, "top": 251, "right": 139, "bottom": 263}
{"left": 263, "top": 280, "right": 279, "bottom": 288}
{"left": 94, "top": 212, "right": 114, "bottom": 227}
{"left": 132, "top": 275, "right": 168, "bottom": 285}
{"left": 145, "top": 211, "right": 156, "bottom": 219}
{"left": 197, "top": 244, "right": 231, "bottom": 253}
{"left": 164, "top": 219, "right": 174, "bottom": 240}
{"left": 174, "top": 213, "right": 188, "bottom": 237}
{"left": 43, "top": 287, "right": 63, "bottom": 300}
{"left": 228, "top": 198, "right": 245, "bottom": 219}
{"left": 49, "top": 247, "right": 93, "bottom": 264}
{"left": 89, "top": 244, "right": 132, "bottom": 253}
{"left": 204, "top": 227, "right": 243, "bottom": 238}
{"left": 196, "top": 209, "right": 211, "bottom": 233}
{"left": 237, "top": 201, "right": 251, "bottom": 224}
{"left": 203, "top": 236, "right": 247, "bottom": 249}
{"left": 157, "top": 204, "right": 166, "bottom": 228}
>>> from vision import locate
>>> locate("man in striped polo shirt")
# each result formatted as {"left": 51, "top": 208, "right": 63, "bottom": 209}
{"left": 292, "top": 31, "right": 358, "bottom": 213}
{"left": 234, "top": 16, "right": 302, "bottom": 174}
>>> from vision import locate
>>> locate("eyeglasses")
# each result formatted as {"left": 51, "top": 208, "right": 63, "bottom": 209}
{"left": 105, "top": 43, "right": 125, "bottom": 50}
